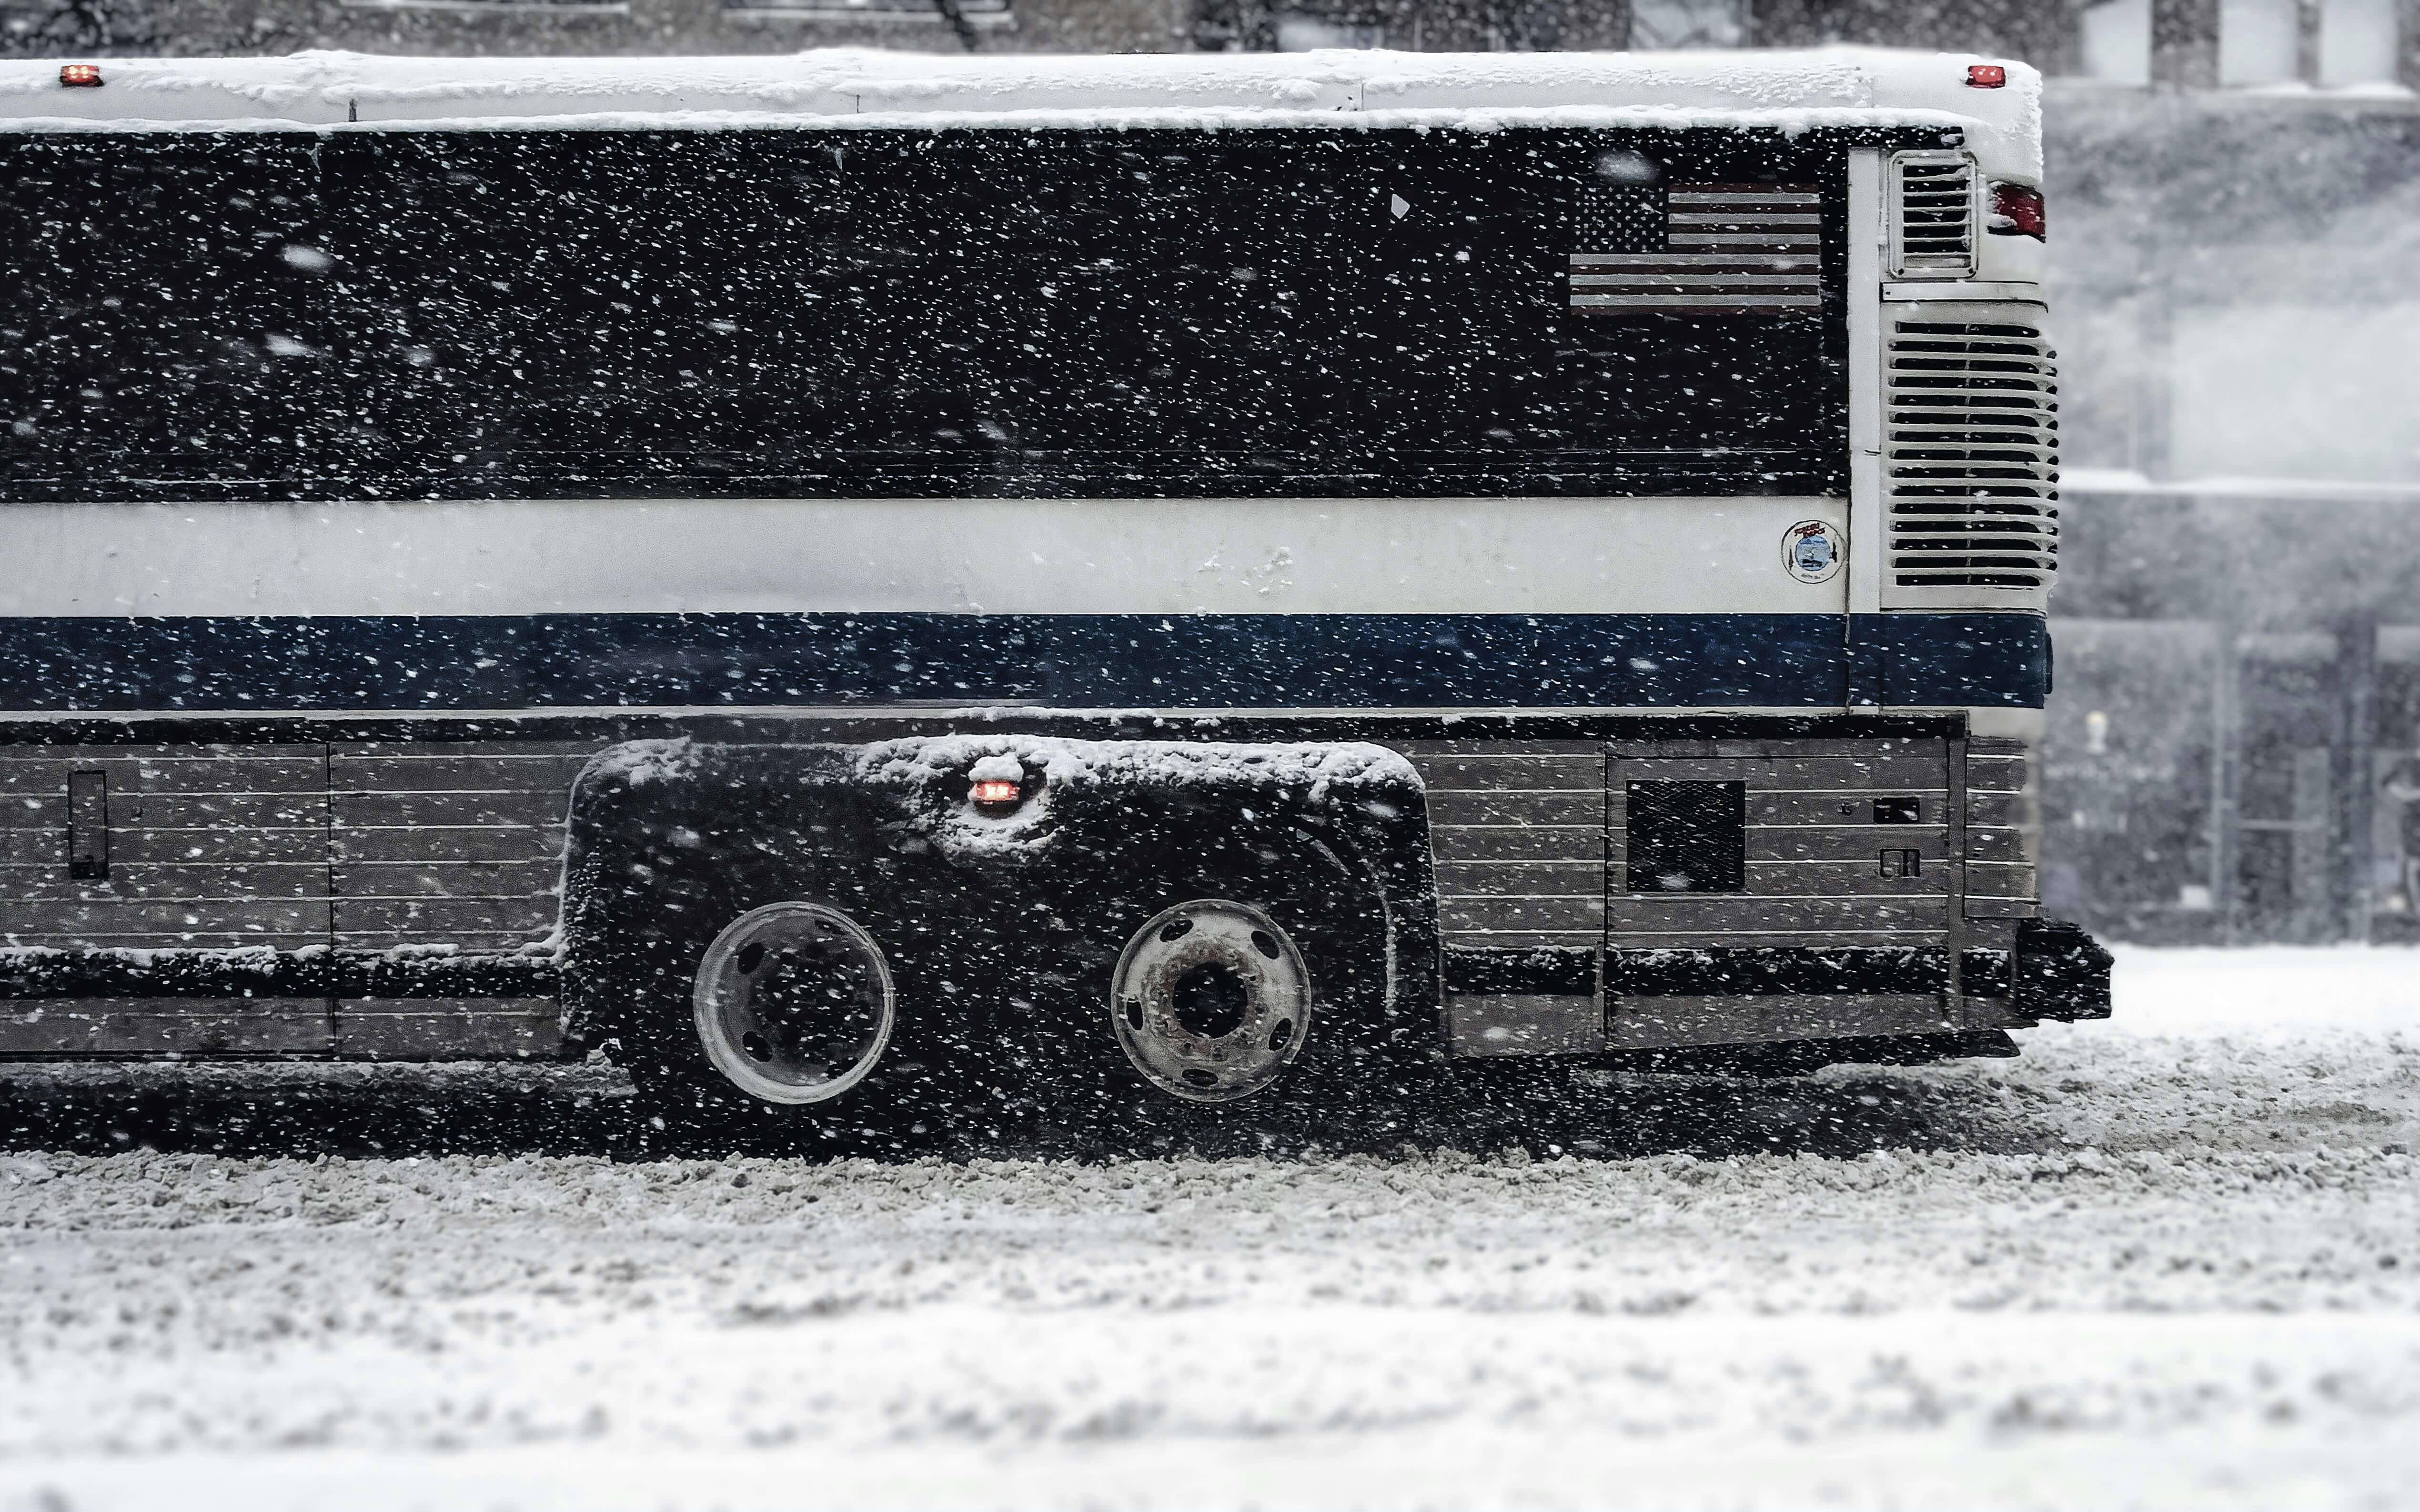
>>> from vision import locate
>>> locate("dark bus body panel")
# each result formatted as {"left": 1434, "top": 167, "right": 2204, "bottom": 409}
{"left": 0, "top": 106, "right": 2107, "bottom": 1104}
{"left": 0, "top": 125, "right": 1909, "bottom": 502}
{"left": 0, "top": 713, "right": 2104, "bottom": 1068}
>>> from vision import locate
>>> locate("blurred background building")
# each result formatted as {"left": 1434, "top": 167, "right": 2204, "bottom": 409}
{"left": 8, "top": 0, "right": 2420, "bottom": 945}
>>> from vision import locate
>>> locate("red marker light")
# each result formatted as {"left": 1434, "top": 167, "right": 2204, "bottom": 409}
{"left": 1966, "top": 63, "right": 2007, "bottom": 88}
{"left": 59, "top": 63, "right": 102, "bottom": 88}
{"left": 1990, "top": 183, "right": 2046, "bottom": 240}
{"left": 970, "top": 778, "right": 1022, "bottom": 806}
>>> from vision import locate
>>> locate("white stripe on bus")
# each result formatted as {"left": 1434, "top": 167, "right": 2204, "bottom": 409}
{"left": 1569, "top": 293, "right": 1823, "bottom": 307}
{"left": 0, "top": 495, "right": 1852, "bottom": 619}
{"left": 1568, "top": 253, "right": 1818, "bottom": 267}
{"left": 1568, "top": 274, "right": 1818, "bottom": 287}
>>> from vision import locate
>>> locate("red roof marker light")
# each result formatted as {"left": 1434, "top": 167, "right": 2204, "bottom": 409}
{"left": 59, "top": 64, "right": 102, "bottom": 88}
{"left": 970, "top": 778, "right": 1023, "bottom": 807}
{"left": 1966, "top": 63, "right": 2007, "bottom": 88}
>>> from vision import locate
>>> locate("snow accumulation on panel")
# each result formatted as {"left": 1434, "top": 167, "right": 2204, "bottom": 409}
{"left": 0, "top": 942, "right": 327, "bottom": 976}
{"left": 856, "top": 733, "right": 1420, "bottom": 864}
{"left": 577, "top": 737, "right": 701, "bottom": 793}
{"left": 0, "top": 47, "right": 2039, "bottom": 173}
{"left": 572, "top": 733, "right": 1418, "bottom": 867}
{"left": 855, "top": 732, "right": 1418, "bottom": 795}
{"left": 0, "top": 941, "right": 562, "bottom": 998}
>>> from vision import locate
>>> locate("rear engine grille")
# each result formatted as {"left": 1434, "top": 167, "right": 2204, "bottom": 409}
{"left": 1886, "top": 318, "right": 2059, "bottom": 590}
{"left": 1889, "top": 151, "right": 1976, "bottom": 278}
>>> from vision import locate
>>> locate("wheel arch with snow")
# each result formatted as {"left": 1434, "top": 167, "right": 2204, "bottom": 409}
{"left": 555, "top": 734, "right": 1438, "bottom": 1141}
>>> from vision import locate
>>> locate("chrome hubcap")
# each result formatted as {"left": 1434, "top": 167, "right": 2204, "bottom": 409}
{"left": 692, "top": 902, "right": 895, "bottom": 1105}
{"left": 1110, "top": 899, "right": 1311, "bottom": 1104}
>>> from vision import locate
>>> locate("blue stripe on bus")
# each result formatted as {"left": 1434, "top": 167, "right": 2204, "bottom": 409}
{"left": 0, "top": 612, "right": 2045, "bottom": 712}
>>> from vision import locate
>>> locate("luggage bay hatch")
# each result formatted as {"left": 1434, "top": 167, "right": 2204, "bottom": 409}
{"left": 1430, "top": 737, "right": 1978, "bottom": 1056}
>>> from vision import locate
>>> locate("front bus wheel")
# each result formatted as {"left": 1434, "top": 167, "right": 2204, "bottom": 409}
{"left": 692, "top": 901, "right": 896, "bottom": 1106}
{"left": 617, "top": 898, "right": 931, "bottom": 1152}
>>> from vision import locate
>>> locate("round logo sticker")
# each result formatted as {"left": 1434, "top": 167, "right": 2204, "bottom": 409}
{"left": 1783, "top": 520, "right": 1845, "bottom": 584}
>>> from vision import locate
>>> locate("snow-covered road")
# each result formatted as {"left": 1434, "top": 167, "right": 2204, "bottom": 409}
{"left": 3, "top": 948, "right": 2417, "bottom": 1511}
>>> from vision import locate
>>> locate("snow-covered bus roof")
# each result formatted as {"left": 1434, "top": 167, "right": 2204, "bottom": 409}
{"left": 0, "top": 48, "right": 2043, "bottom": 180}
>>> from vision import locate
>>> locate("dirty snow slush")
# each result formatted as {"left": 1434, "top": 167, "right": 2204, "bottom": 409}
{"left": 2, "top": 946, "right": 2416, "bottom": 1512}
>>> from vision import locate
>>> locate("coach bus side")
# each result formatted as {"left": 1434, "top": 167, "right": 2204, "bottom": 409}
{"left": 0, "top": 102, "right": 2107, "bottom": 1131}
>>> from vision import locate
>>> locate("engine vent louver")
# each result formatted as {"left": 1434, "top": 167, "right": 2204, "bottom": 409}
{"left": 1889, "top": 151, "right": 1976, "bottom": 278}
{"left": 1886, "top": 318, "right": 2059, "bottom": 591}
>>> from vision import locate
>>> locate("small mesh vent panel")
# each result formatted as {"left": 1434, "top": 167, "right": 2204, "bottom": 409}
{"left": 1886, "top": 318, "right": 2060, "bottom": 590}
{"left": 1891, "top": 152, "right": 1975, "bottom": 277}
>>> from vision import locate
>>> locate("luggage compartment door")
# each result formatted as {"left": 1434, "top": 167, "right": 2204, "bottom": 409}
{"left": 1604, "top": 737, "right": 1961, "bottom": 1047}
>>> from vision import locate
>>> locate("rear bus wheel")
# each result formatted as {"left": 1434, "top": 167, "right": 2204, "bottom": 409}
{"left": 1045, "top": 840, "right": 1412, "bottom": 1153}
{"left": 1109, "top": 898, "right": 1313, "bottom": 1104}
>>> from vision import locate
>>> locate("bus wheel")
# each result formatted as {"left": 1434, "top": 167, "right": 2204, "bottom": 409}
{"left": 608, "top": 895, "right": 934, "bottom": 1152}
{"left": 1109, "top": 898, "right": 1312, "bottom": 1104}
{"left": 690, "top": 901, "right": 896, "bottom": 1107}
{"left": 1040, "top": 840, "right": 1417, "bottom": 1154}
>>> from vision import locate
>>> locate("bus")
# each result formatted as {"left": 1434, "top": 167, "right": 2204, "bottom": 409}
{"left": 0, "top": 48, "right": 2108, "bottom": 1142}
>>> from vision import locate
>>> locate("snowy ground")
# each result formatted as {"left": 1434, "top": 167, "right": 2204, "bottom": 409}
{"left": 2, "top": 947, "right": 2416, "bottom": 1512}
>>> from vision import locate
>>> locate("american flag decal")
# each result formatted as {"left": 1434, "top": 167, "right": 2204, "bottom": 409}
{"left": 1569, "top": 182, "right": 1821, "bottom": 316}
